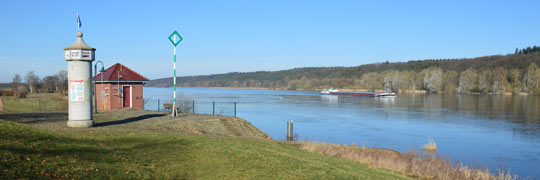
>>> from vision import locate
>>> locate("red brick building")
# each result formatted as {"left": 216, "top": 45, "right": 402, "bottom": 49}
{"left": 93, "top": 63, "right": 149, "bottom": 110}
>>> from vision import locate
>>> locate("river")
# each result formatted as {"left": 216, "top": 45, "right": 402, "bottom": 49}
{"left": 144, "top": 88, "right": 540, "bottom": 178}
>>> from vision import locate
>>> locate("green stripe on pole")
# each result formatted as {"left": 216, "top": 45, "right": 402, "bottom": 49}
{"left": 169, "top": 30, "right": 182, "bottom": 117}
{"left": 173, "top": 54, "right": 176, "bottom": 103}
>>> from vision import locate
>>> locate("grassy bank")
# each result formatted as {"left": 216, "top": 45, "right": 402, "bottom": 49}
{"left": 0, "top": 118, "right": 411, "bottom": 179}
{"left": 0, "top": 94, "right": 412, "bottom": 179}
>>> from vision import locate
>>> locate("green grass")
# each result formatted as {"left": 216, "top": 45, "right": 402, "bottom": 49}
{"left": 0, "top": 93, "right": 412, "bottom": 179}
{"left": 1, "top": 93, "right": 67, "bottom": 113}
{"left": 0, "top": 120, "right": 412, "bottom": 179}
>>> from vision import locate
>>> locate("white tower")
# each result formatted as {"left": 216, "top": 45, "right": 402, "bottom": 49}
{"left": 64, "top": 31, "right": 95, "bottom": 127}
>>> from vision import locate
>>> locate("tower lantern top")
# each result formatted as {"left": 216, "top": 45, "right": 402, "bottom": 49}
{"left": 64, "top": 32, "right": 95, "bottom": 51}
{"left": 64, "top": 31, "right": 95, "bottom": 61}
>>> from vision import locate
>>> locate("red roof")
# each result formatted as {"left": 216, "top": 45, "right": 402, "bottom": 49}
{"left": 93, "top": 63, "right": 149, "bottom": 82}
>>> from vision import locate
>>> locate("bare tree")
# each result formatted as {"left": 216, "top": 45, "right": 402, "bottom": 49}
{"left": 12, "top": 74, "right": 21, "bottom": 90}
{"left": 457, "top": 68, "right": 477, "bottom": 93}
{"left": 423, "top": 67, "right": 443, "bottom": 93}
{"left": 382, "top": 70, "right": 405, "bottom": 93}
{"left": 406, "top": 71, "right": 423, "bottom": 92}
{"left": 443, "top": 70, "right": 458, "bottom": 93}
{"left": 57, "top": 70, "right": 68, "bottom": 95}
{"left": 491, "top": 67, "right": 507, "bottom": 94}
{"left": 507, "top": 68, "right": 521, "bottom": 94}
{"left": 42, "top": 75, "right": 58, "bottom": 93}
{"left": 24, "top": 71, "right": 40, "bottom": 93}
{"left": 382, "top": 71, "right": 395, "bottom": 92}
{"left": 522, "top": 63, "right": 540, "bottom": 94}
{"left": 287, "top": 79, "right": 300, "bottom": 90}
{"left": 331, "top": 77, "right": 353, "bottom": 89}
{"left": 478, "top": 70, "right": 492, "bottom": 94}
{"left": 361, "top": 72, "right": 383, "bottom": 91}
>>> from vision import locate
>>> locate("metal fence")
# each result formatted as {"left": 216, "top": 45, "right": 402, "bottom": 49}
{"left": 143, "top": 98, "right": 238, "bottom": 117}
{"left": 1, "top": 97, "right": 68, "bottom": 113}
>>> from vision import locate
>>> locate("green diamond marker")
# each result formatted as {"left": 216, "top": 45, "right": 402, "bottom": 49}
{"left": 168, "top": 30, "right": 182, "bottom": 47}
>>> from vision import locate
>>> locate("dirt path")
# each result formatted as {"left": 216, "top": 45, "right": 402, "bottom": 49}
{"left": 0, "top": 97, "right": 4, "bottom": 111}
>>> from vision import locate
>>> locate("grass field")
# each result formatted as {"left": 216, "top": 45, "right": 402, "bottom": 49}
{"left": 0, "top": 118, "right": 412, "bottom": 179}
{"left": 1, "top": 93, "right": 67, "bottom": 113}
{"left": 0, "top": 94, "right": 413, "bottom": 179}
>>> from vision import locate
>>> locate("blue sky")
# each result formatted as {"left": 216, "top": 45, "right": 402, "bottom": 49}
{"left": 1, "top": 0, "right": 539, "bottom": 82}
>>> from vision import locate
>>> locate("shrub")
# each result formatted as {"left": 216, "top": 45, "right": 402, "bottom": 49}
{"left": 0, "top": 89, "right": 15, "bottom": 96}
{"left": 38, "top": 89, "right": 49, "bottom": 93}
{"left": 17, "top": 91, "right": 28, "bottom": 98}
{"left": 423, "top": 139, "right": 437, "bottom": 152}
{"left": 15, "top": 86, "right": 29, "bottom": 98}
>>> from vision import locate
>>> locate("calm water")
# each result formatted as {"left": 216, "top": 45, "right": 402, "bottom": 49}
{"left": 145, "top": 88, "right": 540, "bottom": 178}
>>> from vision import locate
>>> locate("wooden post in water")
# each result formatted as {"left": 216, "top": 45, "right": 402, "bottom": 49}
{"left": 287, "top": 121, "right": 293, "bottom": 141}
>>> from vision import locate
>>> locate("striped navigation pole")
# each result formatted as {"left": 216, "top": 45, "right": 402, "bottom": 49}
{"left": 168, "top": 30, "right": 183, "bottom": 117}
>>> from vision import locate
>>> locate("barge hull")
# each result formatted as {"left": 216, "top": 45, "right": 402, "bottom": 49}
{"left": 328, "top": 92, "right": 378, "bottom": 97}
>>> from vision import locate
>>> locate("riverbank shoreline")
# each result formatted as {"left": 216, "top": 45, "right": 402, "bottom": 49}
{"left": 0, "top": 108, "right": 519, "bottom": 179}
{"left": 0, "top": 109, "right": 414, "bottom": 179}
{"left": 0, "top": 94, "right": 525, "bottom": 179}
{"left": 145, "top": 86, "right": 533, "bottom": 96}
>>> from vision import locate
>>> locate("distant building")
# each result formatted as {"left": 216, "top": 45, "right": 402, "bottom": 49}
{"left": 93, "top": 63, "right": 149, "bottom": 110}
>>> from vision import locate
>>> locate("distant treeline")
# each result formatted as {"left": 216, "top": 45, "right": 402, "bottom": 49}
{"left": 515, "top": 45, "right": 540, "bottom": 55}
{"left": 1, "top": 71, "right": 68, "bottom": 97}
{"left": 0, "top": 83, "right": 11, "bottom": 89}
{"left": 147, "top": 48, "right": 540, "bottom": 95}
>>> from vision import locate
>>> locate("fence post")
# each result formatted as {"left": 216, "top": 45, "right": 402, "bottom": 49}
{"left": 157, "top": 99, "right": 160, "bottom": 111}
{"left": 38, "top": 99, "right": 41, "bottom": 112}
{"left": 192, "top": 100, "right": 195, "bottom": 114}
{"left": 234, "top": 102, "right": 236, "bottom": 117}
{"left": 212, "top": 101, "right": 215, "bottom": 115}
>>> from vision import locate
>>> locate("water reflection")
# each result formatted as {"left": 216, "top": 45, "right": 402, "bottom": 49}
{"left": 320, "top": 95, "right": 339, "bottom": 106}
{"left": 374, "top": 94, "right": 540, "bottom": 125}
{"left": 376, "top": 96, "right": 396, "bottom": 107}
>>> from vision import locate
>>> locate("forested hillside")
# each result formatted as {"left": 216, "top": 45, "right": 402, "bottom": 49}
{"left": 146, "top": 50, "right": 540, "bottom": 95}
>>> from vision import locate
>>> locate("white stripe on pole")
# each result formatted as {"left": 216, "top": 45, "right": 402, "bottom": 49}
{"left": 173, "top": 35, "right": 177, "bottom": 116}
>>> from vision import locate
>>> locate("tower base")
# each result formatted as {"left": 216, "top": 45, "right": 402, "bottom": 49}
{"left": 67, "top": 120, "right": 94, "bottom": 128}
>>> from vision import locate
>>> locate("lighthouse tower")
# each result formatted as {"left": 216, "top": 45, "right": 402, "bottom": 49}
{"left": 64, "top": 31, "right": 96, "bottom": 128}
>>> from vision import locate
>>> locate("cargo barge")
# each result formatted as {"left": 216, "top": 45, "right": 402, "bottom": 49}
{"left": 320, "top": 88, "right": 395, "bottom": 97}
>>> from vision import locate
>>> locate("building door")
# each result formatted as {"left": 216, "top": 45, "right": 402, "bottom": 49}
{"left": 123, "top": 86, "right": 131, "bottom": 108}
